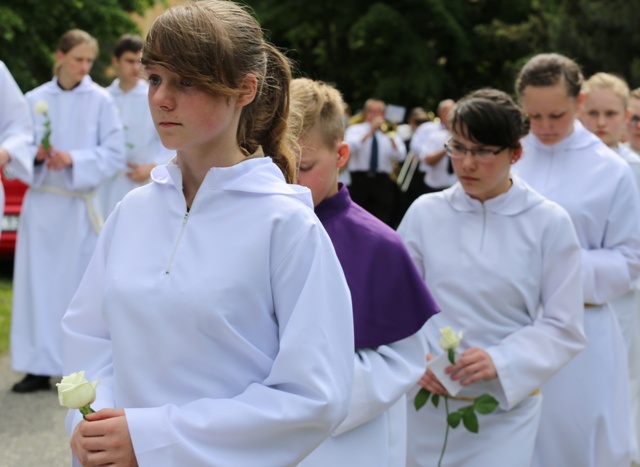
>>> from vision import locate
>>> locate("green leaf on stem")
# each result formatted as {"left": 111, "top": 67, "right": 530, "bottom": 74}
{"left": 474, "top": 394, "right": 499, "bottom": 414}
{"left": 414, "top": 388, "right": 431, "bottom": 411}
{"left": 448, "top": 348, "right": 455, "bottom": 365}
{"left": 462, "top": 409, "right": 479, "bottom": 433}
{"left": 431, "top": 393, "right": 440, "bottom": 408}
{"left": 447, "top": 411, "right": 462, "bottom": 428}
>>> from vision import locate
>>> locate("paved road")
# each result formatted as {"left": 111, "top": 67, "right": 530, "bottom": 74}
{"left": 0, "top": 353, "right": 69, "bottom": 467}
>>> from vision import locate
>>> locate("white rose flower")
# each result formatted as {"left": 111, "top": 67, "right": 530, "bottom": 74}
{"left": 34, "top": 100, "right": 48, "bottom": 115}
{"left": 56, "top": 371, "right": 99, "bottom": 410}
{"left": 439, "top": 326, "right": 463, "bottom": 350}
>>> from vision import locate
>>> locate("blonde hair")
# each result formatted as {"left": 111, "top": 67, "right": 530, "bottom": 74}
{"left": 142, "top": 0, "right": 297, "bottom": 182}
{"left": 582, "top": 72, "right": 630, "bottom": 109}
{"left": 55, "top": 29, "right": 98, "bottom": 76}
{"left": 289, "top": 78, "right": 345, "bottom": 149}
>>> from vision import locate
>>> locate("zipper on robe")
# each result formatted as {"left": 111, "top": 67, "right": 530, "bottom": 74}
{"left": 165, "top": 210, "right": 189, "bottom": 274}
{"left": 480, "top": 203, "right": 487, "bottom": 250}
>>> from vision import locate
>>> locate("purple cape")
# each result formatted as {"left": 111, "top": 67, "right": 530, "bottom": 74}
{"left": 315, "top": 184, "right": 439, "bottom": 348}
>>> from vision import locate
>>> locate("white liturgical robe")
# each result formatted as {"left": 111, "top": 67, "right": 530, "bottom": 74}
{"left": 62, "top": 158, "right": 354, "bottom": 466}
{"left": 100, "top": 79, "right": 173, "bottom": 217}
{"left": 398, "top": 177, "right": 585, "bottom": 466}
{"left": 516, "top": 120, "right": 640, "bottom": 467}
{"left": 11, "top": 75, "right": 125, "bottom": 377}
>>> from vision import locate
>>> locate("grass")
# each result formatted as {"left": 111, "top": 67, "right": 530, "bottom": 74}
{"left": 0, "top": 277, "right": 11, "bottom": 354}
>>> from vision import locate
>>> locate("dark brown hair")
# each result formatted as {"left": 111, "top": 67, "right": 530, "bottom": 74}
{"left": 141, "top": 0, "right": 296, "bottom": 182}
{"left": 451, "top": 88, "right": 529, "bottom": 148}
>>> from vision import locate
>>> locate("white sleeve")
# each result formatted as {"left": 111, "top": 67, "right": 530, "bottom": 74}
{"left": 333, "top": 328, "right": 427, "bottom": 436}
{"left": 487, "top": 208, "right": 586, "bottom": 410}
{"left": 582, "top": 167, "right": 640, "bottom": 304}
{"left": 0, "top": 62, "right": 33, "bottom": 184}
{"left": 62, "top": 206, "right": 120, "bottom": 434}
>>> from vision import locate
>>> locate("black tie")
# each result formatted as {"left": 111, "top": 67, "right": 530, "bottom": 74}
{"left": 369, "top": 133, "right": 379, "bottom": 173}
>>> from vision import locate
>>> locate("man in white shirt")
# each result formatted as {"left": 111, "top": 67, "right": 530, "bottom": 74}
{"left": 418, "top": 99, "right": 456, "bottom": 191}
{"left": 345, "top": 98, "right": 405, "bottom": 225}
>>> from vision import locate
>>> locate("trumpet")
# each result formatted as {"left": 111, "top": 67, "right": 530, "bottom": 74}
{"left": 347, "top": 113, "right": 398, "bottom": 135}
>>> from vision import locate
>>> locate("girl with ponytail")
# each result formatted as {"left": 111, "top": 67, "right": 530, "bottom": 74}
{"left": 60, "top": 2, "right": 354, "bottom": 465}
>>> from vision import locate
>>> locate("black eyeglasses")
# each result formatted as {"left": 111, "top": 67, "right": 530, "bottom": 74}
{"left": 444, "top": 140, "right": 506, "bottom": 162}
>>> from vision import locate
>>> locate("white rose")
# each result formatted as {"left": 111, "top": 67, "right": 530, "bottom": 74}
{"left": 439, "top": 326, "right": 463, "bottom": 350}
{"left": 56, "top": 371, "right": 99, "bottom": 409}
{"left": 34, "top": 100, "right": 48, "bottom": 115}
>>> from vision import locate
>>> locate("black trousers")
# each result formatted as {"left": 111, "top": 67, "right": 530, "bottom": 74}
{"left": 349, "top": 171, "right": 399, "bottom": 227}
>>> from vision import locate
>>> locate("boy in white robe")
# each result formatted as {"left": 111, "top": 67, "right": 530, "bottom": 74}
{"left": 100, "top": 34, "right": 172, "bottom": 217}
{"left": 289, "top": 78, "right": 439, "bottom": 467}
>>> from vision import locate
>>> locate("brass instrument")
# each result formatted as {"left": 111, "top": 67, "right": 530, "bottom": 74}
{"left": 347, "top": 112, "right": 398, "bottom": 136}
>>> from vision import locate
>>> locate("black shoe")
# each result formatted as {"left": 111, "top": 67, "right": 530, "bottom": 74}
{"left": 11, "top": 374, "right": 51, "bottom": 393}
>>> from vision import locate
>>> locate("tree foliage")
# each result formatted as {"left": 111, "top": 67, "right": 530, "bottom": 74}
{"left": 0, "top": 0, "right": 161, "bottom": 92}
{"left": 249, "top": 0, "right": 640, "bottom": 113}
{"left": 249, "top": 0, "right": 556, "bottom": 113}
{"left": 3, "top": 0, "right": 640, "bottom": 117}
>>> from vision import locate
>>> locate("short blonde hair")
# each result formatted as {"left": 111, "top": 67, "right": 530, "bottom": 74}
{"left": 582, "top": 72, "right": 630, "bottom": 109}
{"left": 289, "top": 78, "right": 345, "bottom": 149}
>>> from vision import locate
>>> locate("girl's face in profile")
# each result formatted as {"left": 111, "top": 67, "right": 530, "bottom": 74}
{"left": 449, "top": 125, "right": 516, "bottom": 202}
{"left": 520, "top": 82, "right": 578, "bottom": 146}
{"left": 145, "top": 64, "right": 240, "bottom": 158}
{"left": 580, "top": 88, "right": 627, "bottom": 148}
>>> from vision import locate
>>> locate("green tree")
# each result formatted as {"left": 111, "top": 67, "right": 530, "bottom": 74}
{"left": 546, "top": 0, "right": 640, "bottom": 86}
{"left": 249, "top": 0, "right": 555, "bottom": 114}
{"left": 0, "top": 0, "right": 161, "bottom": 92}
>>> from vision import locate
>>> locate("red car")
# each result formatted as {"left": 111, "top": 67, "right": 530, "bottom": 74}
{"left": 0, "top": 171, "right": 28, "bottom": 259}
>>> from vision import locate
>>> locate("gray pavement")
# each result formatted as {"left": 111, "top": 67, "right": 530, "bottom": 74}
{"left": 0, "top": 353, "right": 69, "bottom": 467}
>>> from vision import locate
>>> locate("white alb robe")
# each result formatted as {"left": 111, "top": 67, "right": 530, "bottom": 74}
{"left": 611, "top": 142, "right": 640, "bottom": 463}
{"left": 62, "top": 158, "right": 355, "bottom": 466}
{"left": 10, "top": 75, "right": 125, "bottom": 376}
{"left": 100, "top": 79, "right": 173, "bottom": 217}
{"left": 398, "top": 177, "right": 585, "bottom": 466}
{"left": 299, "top": 328, "right": 427, "bottom": 466}
{"left": 0, "top": 61, "right": 33, "bottom": 224}
{"left": 516, "top": 120, "right": 640, "bottom": 467}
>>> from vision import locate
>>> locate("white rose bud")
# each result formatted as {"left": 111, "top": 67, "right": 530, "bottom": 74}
{"left": 439, "top": 326, "right": 463, "bottom": 350}
{"left": 56, "top": 371, "right": 99, "bottom": 410}
{"left": 34, "top": 100, "right": 48, "bottom": 115}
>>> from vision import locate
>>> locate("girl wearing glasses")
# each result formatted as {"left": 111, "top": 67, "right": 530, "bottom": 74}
{"left": 515, "top": 53, "right": 640, "bottom": 467}
{"left": 399, "top": 88, "right": 585, "bottom": 466}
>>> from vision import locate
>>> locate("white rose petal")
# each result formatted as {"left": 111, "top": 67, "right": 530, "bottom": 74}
{"left": 56, "top": 371, "right": 99, "bottom": 409}
{"left": 439, "top": 326, "right": 463, "bottom": 350}
{"left": 34, "top": 100, "right": 48, "bottom": 115}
